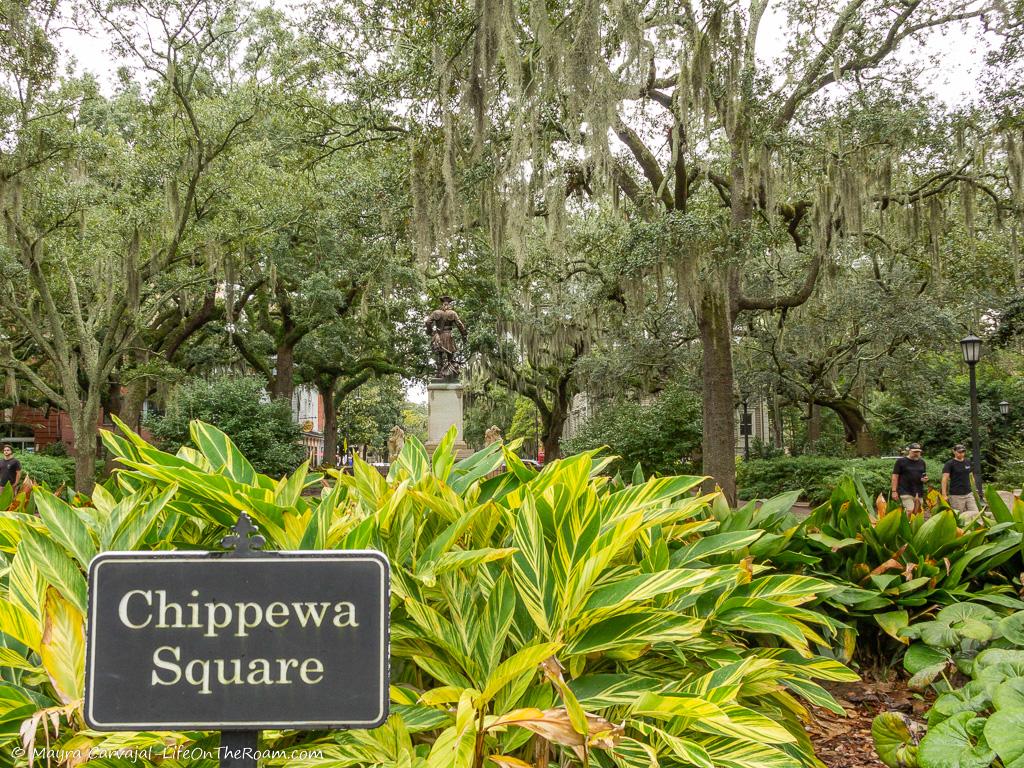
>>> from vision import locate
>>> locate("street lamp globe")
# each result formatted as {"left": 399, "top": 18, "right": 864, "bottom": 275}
{"left": 960, "top": 334, "right": 982, "bottom": 365}
{"left": 1000, "top": 400, "right": 1010, "bottom": 416}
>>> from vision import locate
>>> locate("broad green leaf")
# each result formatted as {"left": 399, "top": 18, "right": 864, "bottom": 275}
{"left": 583, "top": 568, "right": 732, "bottom": 614}
{"left": 426, "top": 690, "right": 477, "bottom": 768}
{"left": 110, "top": 484, "right": 178, "bottom": 551}
{"left": 608, "top": 736, "right": 659, "bottom": 768}
{"left": 39, "top": 588, "right": 85, "bottom": 704}
{"left": 671, "top": 531, "right": 765, "bottom": 566}
{"left": 1000, "top": 612, "right": 1024, "bottom": 646}
{"left": 433, "top": 547, "right": 517, "bottom": 576}
{"left": 570, "top": 674, "right": 663, "bottom": 708}
{"left": 0, "top": 646, "right": 42, "bottom": 672}
{"left": 275, "top": 461, "right": 310, "bottom": 508}
{"left": 904, "top": 644, "right": 951, "bottom": 675}
{"left": 389, "top": 435, "right": 431, "bottom": 485}
{"left": 992, "top": 678, "right": 1024, "bottom": 712}
{"left": 908, "top": 661, "right": 951, "bottom": 691}
{"left": 33, "top": 491, "right": 96, "bottom": 568}
{"left": 8, "top": 542, "right": 47, "bottom": 620}
{"left": 392, "top": 704, "right": 453, "bottom": 733}
{"left": 631, "top": 721, "right": 714, "bottom": 768}
{"left": 509, "top": 496, "right": 555, "bottom": 638}
{"left": 782, "top": 678, "right": 846, "bottom": 715}
{"left": 911, "top": 510, "right": 957, "bottom": 553}
{"left": 986, "top": 487, "right": 1013, "bottom": 525}
{"left": 631, "top": 692, "right": 723, "bottom": 720}
{"left": 0, "top": 591, "right": 42, "bottom": 652}
{"left": 566, "top": 611, "right": 704, "bottom": 655}
{"left": 984, "top": 708, "right": 1024, "bottom": 768}
{"left": 694, "top": 704, "right": 797, "bottom": 745}
{"left": 713, "top": 609, "right": 815, "bottom": 654}
{"left": 871, "top": 713, "right": 919, "bottom": 768}
{"left": 19, "top": 527, "right": 88, "bottom": 614}
{"left": 918, "top": 712, "right": 994, "bottom": 768}
{"left": 876, "top": 611, "right": 910, "bottom": 644}
{"left": 190, "top": 421, "right": 258, "bottom": 485}
{"left": 432, "top": 426, "right": 458, "bottom": 483}
{"left": 701, "top": 737, "right": 801, "bottom": 768}
{"left": 479, "top": 642, "right": 561, "bottom": 705}
{"left": 449, "top": 442, "right": 507, "bottom": 495}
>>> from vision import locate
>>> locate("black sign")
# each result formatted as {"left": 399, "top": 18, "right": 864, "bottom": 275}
{"left": 85, "top": 551, "right": 389, "bottom": 731}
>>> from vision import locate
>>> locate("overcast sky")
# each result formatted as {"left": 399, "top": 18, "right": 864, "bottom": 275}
{"left": 59, "top": 2, "right": 994, "bottom": 105}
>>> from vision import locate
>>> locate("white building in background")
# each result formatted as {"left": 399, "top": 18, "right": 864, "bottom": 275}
{"left": 291, "top": 384, "right": 325, "bottom": 466}
{"left": 736, "top": 398, "right": 772, "bottom": 456}
{"left": 562, "top": 393, "right": 593, "bottom": 441}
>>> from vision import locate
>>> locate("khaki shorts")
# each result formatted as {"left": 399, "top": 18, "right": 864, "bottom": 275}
{"left": 899, "top": 495, "right": 920, "bottom": 513}
{"left": 949, "top": 493, "right": 981, "bottom": 522}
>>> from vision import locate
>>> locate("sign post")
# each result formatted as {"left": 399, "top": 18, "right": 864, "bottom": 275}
{"left": 217, "top": 515, "right": 262, "bottom": 768}
{"left": 85, "top": 514, "right": 389, "bottom": 767}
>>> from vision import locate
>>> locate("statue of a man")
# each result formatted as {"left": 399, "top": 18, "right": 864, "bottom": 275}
{"left": 424, "top": 296, "right": 468, "bottom": 379}
{"left": 387, "top": 426, "right": 405, "bottom": 462}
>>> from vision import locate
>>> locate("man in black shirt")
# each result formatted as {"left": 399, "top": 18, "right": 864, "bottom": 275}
{"left": 942, "top": 443, "right": 979, "bottom": 522}
{"left": 892, "top": 443, "right": 928, "bottom": 513}
{"left": 0, "top": 444, "right": 21, "bottom": 490}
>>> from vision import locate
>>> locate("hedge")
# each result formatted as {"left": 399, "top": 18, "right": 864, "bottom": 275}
{"left": 737, "top": 455, "right": 944, "bottom": 506}
{"left": 13, "top": 452, "right": 76, "bottom": 489}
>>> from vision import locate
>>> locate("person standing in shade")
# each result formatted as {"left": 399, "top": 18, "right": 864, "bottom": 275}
{"left": 942, "top": 443, "right": 980, "bottom": 522}
{"left": 891, "top": 443, "right": 928, "bottom": 513}
{"left": 0, "top": 444, "right": 21, "bottom": 491}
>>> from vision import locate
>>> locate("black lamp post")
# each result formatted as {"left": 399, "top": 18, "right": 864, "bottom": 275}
{"left": 1000, "top": 400, "right": 1010, "bottom": 417}
{"left": 960, "top": 334, "right": 983, "bottom": 495}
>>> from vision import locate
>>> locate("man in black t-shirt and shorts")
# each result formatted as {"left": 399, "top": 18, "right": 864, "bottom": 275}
{"left": 942, "top": 443, "right": 980, "bottom": 522}
{"left": 892, "top": 443, "right": 928, "bottom": 513}
{"left": 0, "top": 444, "right": 21, "bottom": 490}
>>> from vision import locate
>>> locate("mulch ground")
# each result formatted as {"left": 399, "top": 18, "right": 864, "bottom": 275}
{"left": 805, "top": 678, "right": 928, "bottom": 768}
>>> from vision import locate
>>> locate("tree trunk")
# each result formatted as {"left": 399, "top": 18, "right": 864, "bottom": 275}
{"left": 541, "top": 419, "right": 565, "bottom": 463}
{"left": 319, "top": 378, "right": 338, "bottom": 468}
{"left": 119, "top": 377, "right": 149, "bottom": 432}
{"left": 95, "top": 381, "right": 126, "bottom": 481}
{"left": 272, "top": 342, "right": 295, "bottom": 401}
{"left": 807, "top": 400, "right": 821, "bottom": 450}
{"left": 698, "top": 286, "right": 737, "bottom": 503}
{"left": 71, "top": 396, "right": 101, "bottom": 494}
{"left": 770, "top": 394, "right": 784, "bottom": 449}
{"left": 819, "top": 397, "right": 876, "bottom": 455}
{"left": 539, "top": 382, "right": 572, "bottom": 462}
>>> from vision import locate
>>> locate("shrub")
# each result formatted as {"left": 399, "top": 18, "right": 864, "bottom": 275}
{"left": 15, "top": 451, "right": 75, "bottom": 488}
{"left": 37, "top": 441, "right": 68, "bottom": 457}
{"left": 562, "top": 384, "right": 702, "bottom": 476}
{"left": 706, "top": 480, "right": 1024, "bottom": 662}
{"left": 738, "top": 455, "right": 943, "bottom": 505}
{"left": 144, "top": 375, "right": 306, "bottom": 477}
{"left": 991, "top": 438, "right": 1024, "bottom": 491}
{"left": 872, "top": 602, "right": 1024, "bottom": 768}
{"left": 0, "top": 420, "right": 858, "bottom": 768}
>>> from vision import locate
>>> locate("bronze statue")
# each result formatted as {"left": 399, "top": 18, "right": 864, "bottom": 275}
{"left": 424, "top": 296, "right": 468, "bottom": 379}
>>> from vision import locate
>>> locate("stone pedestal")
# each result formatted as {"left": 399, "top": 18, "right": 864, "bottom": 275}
{"left": 425, "top": 380, "right": 473, "bottom": 458}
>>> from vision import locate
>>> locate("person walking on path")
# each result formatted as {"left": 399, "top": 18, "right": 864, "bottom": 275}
{"left": 892, "top": 443, "right": 928, "bottom": 513}
{"left": 0, "top": 444, "right": 21, "bottom": 491}
{"left": 942, "top": 443, "right": 981, "bottom": 522}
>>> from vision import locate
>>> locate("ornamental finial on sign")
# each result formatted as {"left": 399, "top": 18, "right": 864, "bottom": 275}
{"left": 221, "top": 513, "right": 265, "bottom": 557}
